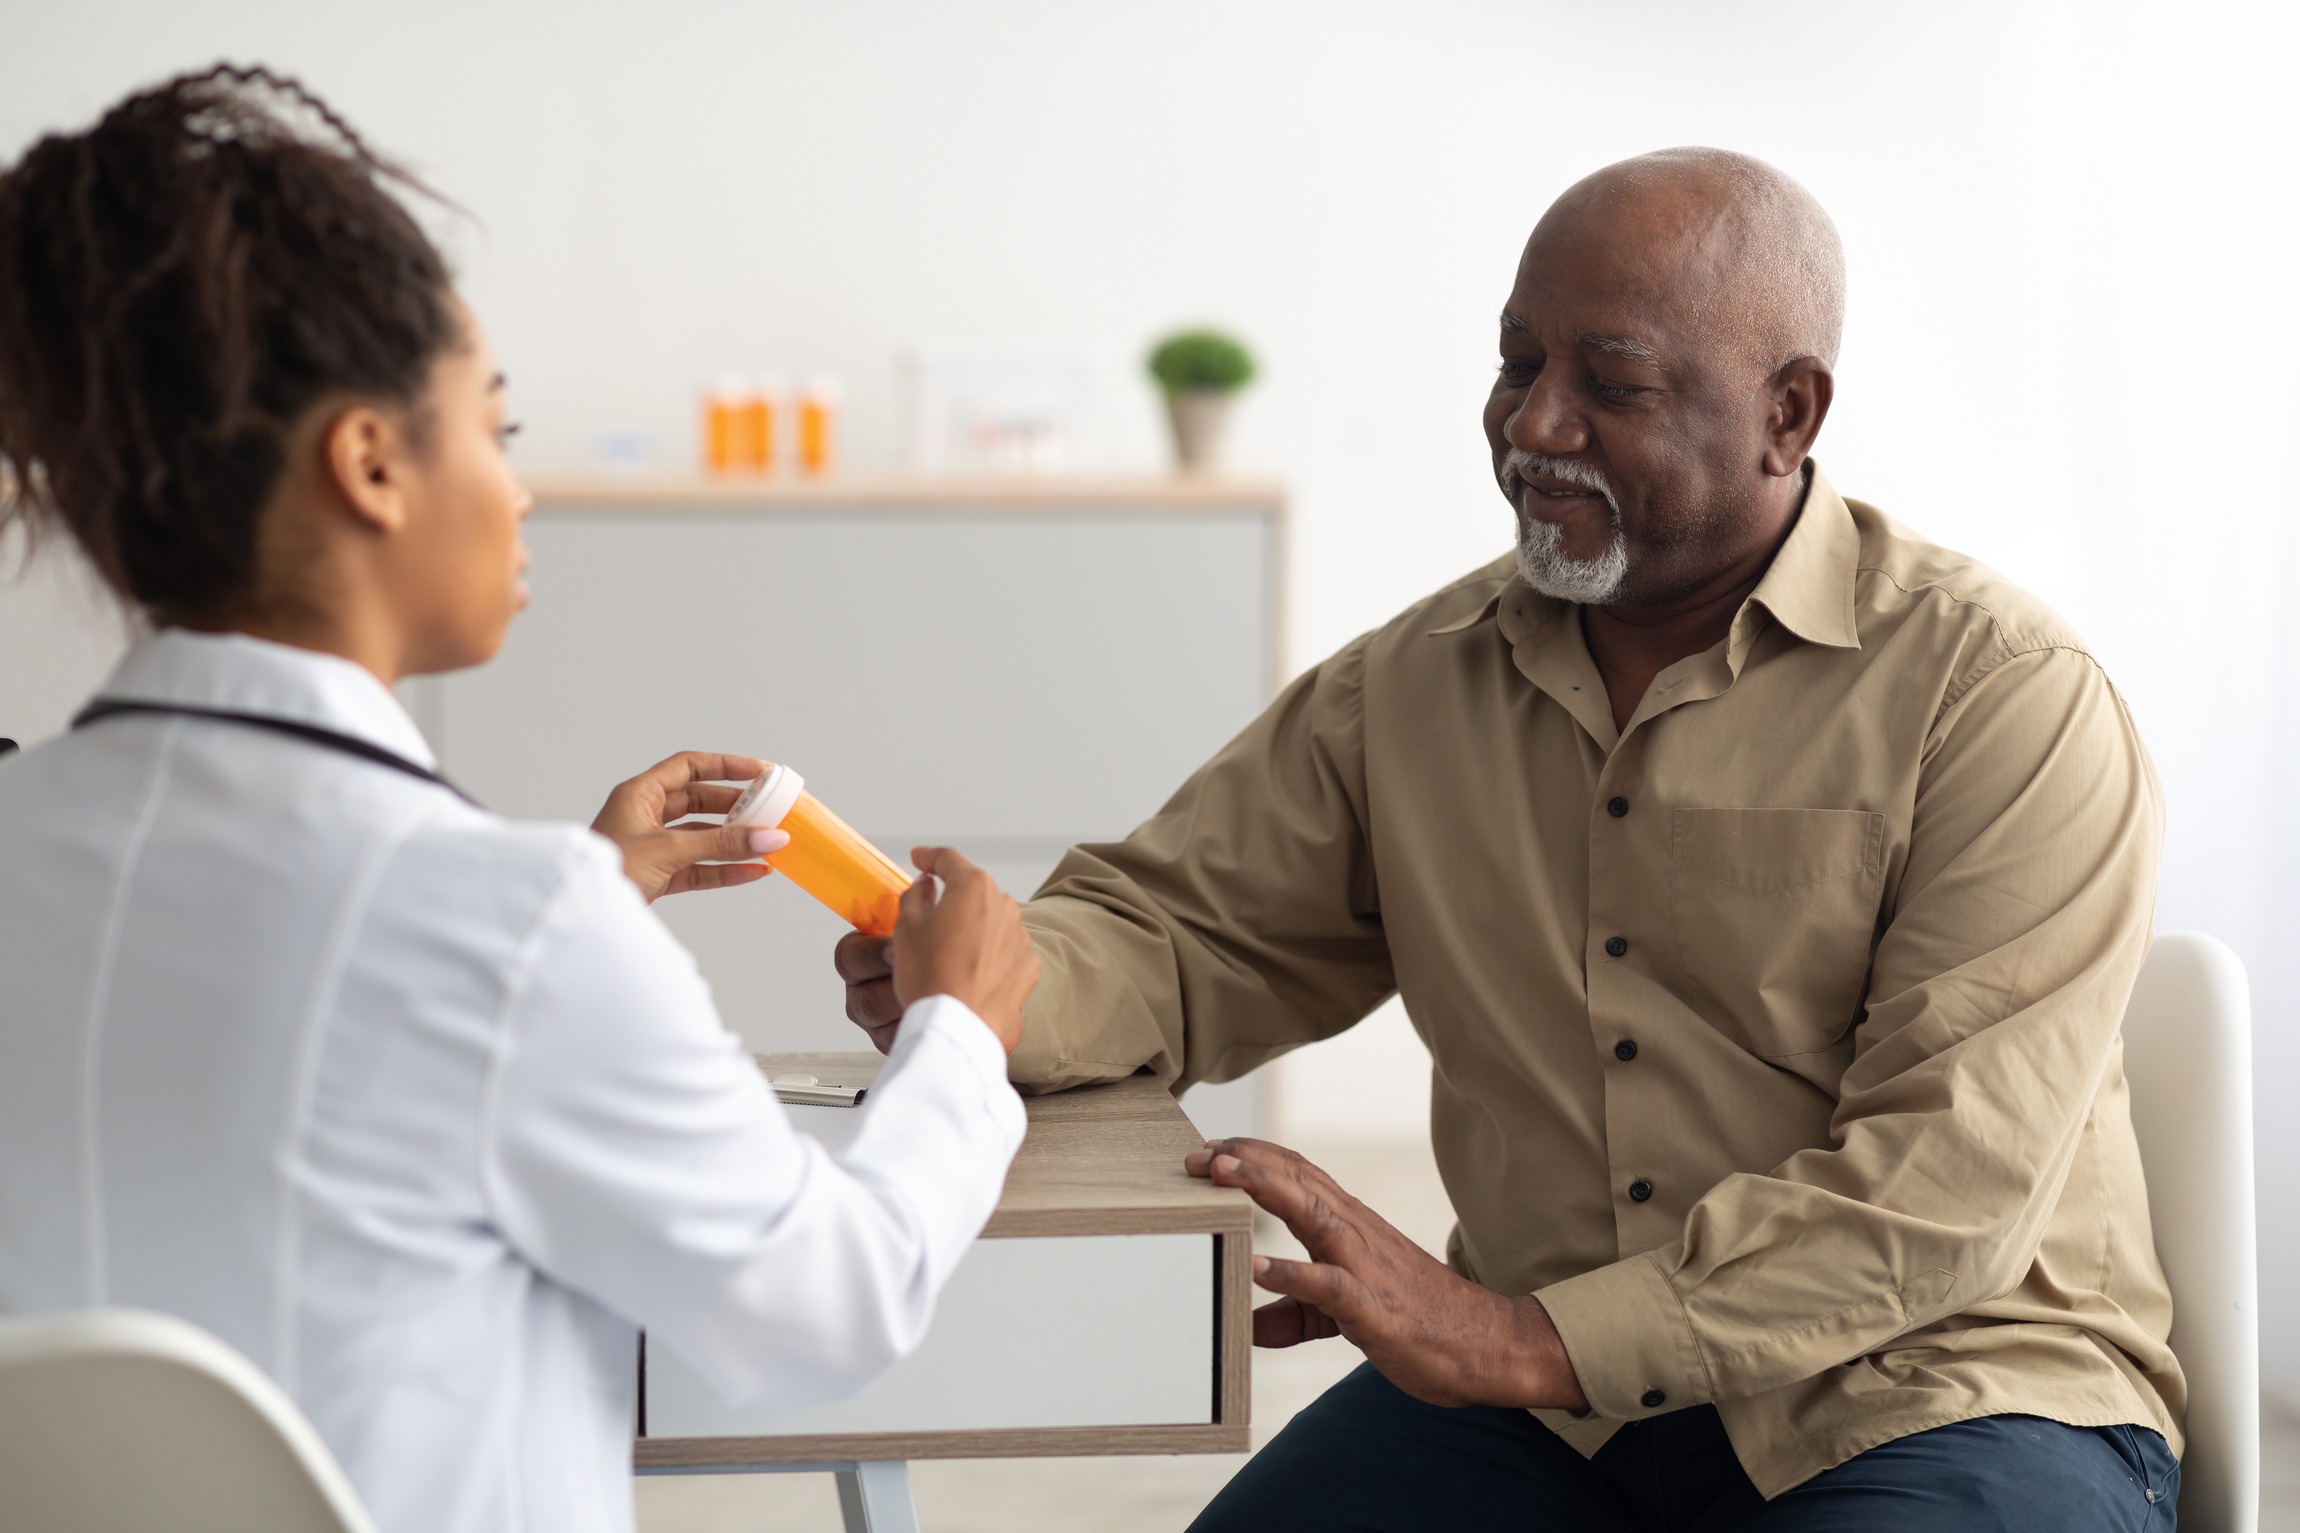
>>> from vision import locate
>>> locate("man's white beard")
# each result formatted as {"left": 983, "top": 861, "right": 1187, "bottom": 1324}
{"left": 1507, "top": 450, "right": 1629, "bottom": 604}
{"left": 1516, "top": 516, "right": 1628, "bottom": 604}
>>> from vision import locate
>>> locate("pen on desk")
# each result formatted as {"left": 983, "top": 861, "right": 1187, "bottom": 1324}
{"left": 770, "top": 1072, "right": 868, "bottom": 1108}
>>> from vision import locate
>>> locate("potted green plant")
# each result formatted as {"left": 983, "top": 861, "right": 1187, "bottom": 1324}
{"left": 1147, "top": 328, "right": 1255, "bottom": 474}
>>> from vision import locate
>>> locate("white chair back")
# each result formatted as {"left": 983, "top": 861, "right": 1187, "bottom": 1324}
{"left": 2121, "top": 931, "right": 2259, "bottom": 1533}
{"left": 0, "top": 1307, "right": 376, "bottom": 1533}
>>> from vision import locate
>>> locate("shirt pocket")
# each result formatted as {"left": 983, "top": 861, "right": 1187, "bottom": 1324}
{"left": 1670, "top": 807, "right": 1887, "bottom": 1059}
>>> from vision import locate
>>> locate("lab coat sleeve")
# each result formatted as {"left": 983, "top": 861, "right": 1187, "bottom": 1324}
{"left": 477, "top": 835, "right": 1026, "bottom": 1409}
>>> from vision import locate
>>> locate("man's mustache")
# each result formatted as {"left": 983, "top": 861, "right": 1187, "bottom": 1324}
{"left": 1501, "top": 449, "right": 1620, "bottom": 516}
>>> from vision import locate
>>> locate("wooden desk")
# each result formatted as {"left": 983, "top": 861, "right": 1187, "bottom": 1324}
{"left": 635, "top": 1054, "right": 1253, "bottom": 1470}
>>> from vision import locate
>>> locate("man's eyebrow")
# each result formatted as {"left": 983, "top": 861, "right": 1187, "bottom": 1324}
{"left": 1498, "top": 310, "right": 1529, "bottom": 333}
{"left": 1578, "top": 332, "right": 1663, "bottom": 364}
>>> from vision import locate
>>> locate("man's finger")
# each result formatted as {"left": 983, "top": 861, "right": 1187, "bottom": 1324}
{"left": 1200, "top": 1138, "right": 1367, "bottom": 1233}
{"left": 1252, "top": 1254, "right": 1358, "bottom": 1317}
{"left": 1202, "top": 1149, "right": 1346, "bottom": 1249}
{"left": 1187, "top": 1136, "right": 1294, "bottom": 1175}
{"left": 909, "top": 844, "right": 986, "bottom": 888}
{"left": 897, "top": 867, "right": 940, "bottom": 923}
{"left": 844, "top": 975, "right": 903, "bottom": 1023}
{"left": 835, "top": 932, "right": 896, "bottom": 982}
{"left": 1251, "top": 1296, "right": 1342, "bottom": 1349}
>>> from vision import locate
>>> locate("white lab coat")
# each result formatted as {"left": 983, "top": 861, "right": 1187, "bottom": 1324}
{"left": 0, "top": 629, "right": 1025, "bottom": 1533}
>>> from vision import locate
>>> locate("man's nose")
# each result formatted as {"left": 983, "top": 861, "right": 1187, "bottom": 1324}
{"left": 1504, "top": 371, "right": 1589, "bottom": 458}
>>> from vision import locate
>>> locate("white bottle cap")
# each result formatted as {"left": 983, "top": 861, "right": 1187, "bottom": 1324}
{"left": 726, "top": 763, "right": 805, "bottom": 830}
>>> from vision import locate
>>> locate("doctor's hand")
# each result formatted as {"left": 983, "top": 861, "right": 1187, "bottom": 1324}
{"left": 885, "top": 846, "right": 1039, "bottom": 1055}
{"left": 1185, "top": 1137, "right": 1589, "bottom": 1413}
{"left": 591, "top": 752, "right": 788, "bottom": 903}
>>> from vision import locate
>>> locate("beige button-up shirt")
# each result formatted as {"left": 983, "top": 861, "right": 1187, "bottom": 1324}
{"left": 1013, "top": 464, "right": 2178, "bottom": 1495}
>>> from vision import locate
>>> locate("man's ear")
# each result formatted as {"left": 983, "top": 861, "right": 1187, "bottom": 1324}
{"left": 320, "top": 404, "right": 412, "bottom": 534}
{"left": 1760, "top": 357, "right": 1834, "bottom": 478}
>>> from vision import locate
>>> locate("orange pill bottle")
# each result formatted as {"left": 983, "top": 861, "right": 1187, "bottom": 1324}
{"left": 703, "top": 376, "right": 751, "bottom": 476}
{"left": 727, "top": 764, "right": 911, "bottom": 936}
{"left": 798, "top": 376, "right": 839, "bottom": 475}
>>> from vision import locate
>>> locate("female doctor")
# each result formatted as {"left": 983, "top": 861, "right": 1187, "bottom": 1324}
{"left": 0, "top": 67, "right": 1035, "bottom": 1533}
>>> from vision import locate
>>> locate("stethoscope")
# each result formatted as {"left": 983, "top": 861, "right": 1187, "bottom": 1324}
{"left": 63, "top": 698, "right": 479, "bottom": 807}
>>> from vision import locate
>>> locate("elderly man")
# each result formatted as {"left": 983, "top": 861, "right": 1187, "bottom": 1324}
{"left": 842, "top": 148, "right": 2181, "bottom": 1530}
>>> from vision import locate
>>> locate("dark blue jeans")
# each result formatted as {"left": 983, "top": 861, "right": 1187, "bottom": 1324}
{"left": 1189, "top": 1363, "right": 2178, "bottom": 1532}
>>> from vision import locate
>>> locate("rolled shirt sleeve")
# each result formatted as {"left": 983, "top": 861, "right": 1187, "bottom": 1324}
{"left": 478, "top": 837, "right": 1026, "bottom": 1409}
{"left": 1538, "top": 644, "right": 2162, "bottom": 1419}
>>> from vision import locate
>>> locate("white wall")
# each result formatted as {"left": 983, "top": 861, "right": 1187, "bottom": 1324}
{"left": 5, "top": 0, "right": 2297, "bottom": 1394}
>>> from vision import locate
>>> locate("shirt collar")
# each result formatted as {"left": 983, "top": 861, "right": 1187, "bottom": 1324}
{"left": 1742, "top": 460, "right": 1860, "bottom": 652}
{"left": 1427, "top": 459, "right": 1862, "bottom": 654}
{"left": 97, "top": 629, "right": 440, "bottom": 769}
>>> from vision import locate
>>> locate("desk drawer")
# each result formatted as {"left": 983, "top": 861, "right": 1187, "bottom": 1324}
{"left": 642, "top": 1233, "right": 1215, "bottom": 1437}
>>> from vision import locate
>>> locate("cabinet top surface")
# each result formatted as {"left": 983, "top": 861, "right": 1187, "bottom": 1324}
{"left": 757, "top": 1051, "right": 1250, "bottom": 1238}
{"left": 523, "top": 473, "right": 1285, "bottom": 513}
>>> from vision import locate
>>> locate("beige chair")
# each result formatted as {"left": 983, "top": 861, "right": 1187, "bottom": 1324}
{"left": 0, "top": 1307, "right": 376, "bottom": 1533}
{"left": 2122, "top": 931, "right": 2259, "bottom": 1533}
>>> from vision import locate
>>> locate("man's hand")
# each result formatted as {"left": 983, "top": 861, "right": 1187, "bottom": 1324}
{"left": 1185, "top": 1137, "right": 1589, "bottom": 1412}
{"left": 590, "top": 752, "right": 789, "bottom": 903}
{"left": 833, "top": 931, "right": 903, "bottom": 1054}
{"left": 886, "top": 846, "right": 1038, "bottom": 1054}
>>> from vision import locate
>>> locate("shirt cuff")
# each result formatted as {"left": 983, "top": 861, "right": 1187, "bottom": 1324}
{"left": 1534, "top": 1250, "right": 1713, "bottom": 1420}
{"left": 894, "top": 994, "right": 1027, "bottom": 1147}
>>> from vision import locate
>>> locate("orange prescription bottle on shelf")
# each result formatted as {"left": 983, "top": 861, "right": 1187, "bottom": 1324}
{"left": 798, "top": 376, "right": 839, "bottom": 475}
{"left": 727, "top": 764, "right": 911, "bottom": 936}
{"left": 704, "top": 376, "right": 749, "bottom": 475}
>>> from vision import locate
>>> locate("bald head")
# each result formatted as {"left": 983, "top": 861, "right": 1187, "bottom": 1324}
{"left": 1539, "top": 147, "right": 1844, "bottom": 374}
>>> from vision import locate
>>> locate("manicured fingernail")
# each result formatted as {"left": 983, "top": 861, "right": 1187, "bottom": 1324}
{"left": 749, "top": 829, "right": 788, "bottom": 855}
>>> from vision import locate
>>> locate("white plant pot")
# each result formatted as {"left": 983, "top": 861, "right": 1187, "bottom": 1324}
{"left": 1164, "top": 389, "right": 1234, "bottom": 475}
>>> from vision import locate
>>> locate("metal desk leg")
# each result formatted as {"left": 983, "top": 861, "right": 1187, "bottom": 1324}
{"left": 833, "top": 1460, "right": 917, "bottom": 1533}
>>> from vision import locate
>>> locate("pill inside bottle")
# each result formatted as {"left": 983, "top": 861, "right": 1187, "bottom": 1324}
{"left": 726, "top": 764, "right": 912, "bottom": 936}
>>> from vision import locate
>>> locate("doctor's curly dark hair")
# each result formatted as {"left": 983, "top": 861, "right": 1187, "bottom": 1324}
{"left": 0, "top": 63, "right": 458, "bottom": 622}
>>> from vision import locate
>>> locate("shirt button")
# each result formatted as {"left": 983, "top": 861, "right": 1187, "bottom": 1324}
{"left": 1641, "top": 1388, "right": 1667, "bottom": 1409}
{"left": 1607, "top": 795, "right": 1629, "bottom": 818}
{"left": 1604, "top": 935, "right": 1628, "bottom": 958}
{"left": 1629, "top": 1178, "right": 1654, "bottom": 1202}
{"left": 1615, "top": 1039, "right": 1638, "bottom": 1061}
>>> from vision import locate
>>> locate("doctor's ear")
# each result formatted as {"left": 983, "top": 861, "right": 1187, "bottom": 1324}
{"left": 320, "top": 402, "right": 421, "bottom": 534}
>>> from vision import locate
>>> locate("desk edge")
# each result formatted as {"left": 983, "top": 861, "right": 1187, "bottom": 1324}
{"left": 635, "top": 1421, "right": 1251, "bottom": 1466}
